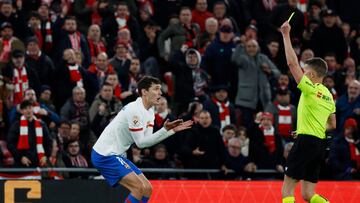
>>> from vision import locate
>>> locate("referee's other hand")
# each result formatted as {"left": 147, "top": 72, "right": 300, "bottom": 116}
{"left": 280, "top": 21, "right": 291, "bottom": 36}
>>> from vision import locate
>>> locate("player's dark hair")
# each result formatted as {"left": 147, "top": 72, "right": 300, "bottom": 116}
{"left": 137, "top": 76, "right": 161, "bottom": 96}
{"left": 305, "top": 57, "right": 328, "bottom": 78}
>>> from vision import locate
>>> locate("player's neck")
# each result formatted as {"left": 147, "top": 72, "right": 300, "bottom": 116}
{"left": 141, "top": 97, "right": 152, "bottom": 110}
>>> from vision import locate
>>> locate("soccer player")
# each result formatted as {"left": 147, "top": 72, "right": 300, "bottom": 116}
{"left": 91, "top": 76, "right": 193, "bottom": 203}
{"left": 280, "top": 21, "right": 336, "bottom": 203}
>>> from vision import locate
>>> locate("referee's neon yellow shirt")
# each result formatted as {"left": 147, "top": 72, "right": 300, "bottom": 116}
{"left": 296, "top": 75, "right": 336, "bottom": 139}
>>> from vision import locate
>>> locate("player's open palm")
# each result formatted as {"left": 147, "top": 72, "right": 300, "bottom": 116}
{"left": 280, "top": 21, "right": 291, "bottom": 36}
{"left": 172, "top": 120, "right": 193, "bottom": 132}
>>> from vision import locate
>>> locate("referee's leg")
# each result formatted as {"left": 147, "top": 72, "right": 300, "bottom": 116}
{"left": 302, "top": 181, "right": 329, "bottom": 203}
{"left": 282, "top": 175, "right": 299, "bottom": 203}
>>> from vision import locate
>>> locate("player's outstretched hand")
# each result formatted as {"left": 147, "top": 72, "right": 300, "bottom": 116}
{"left": 172, "top": 120, "right": 193, "bottom": 132}
{"left": 280, "top": 21, "right": 291, "bottom": 36}
{"left": 164, "top": 119, "right": 183, "bottom": 131}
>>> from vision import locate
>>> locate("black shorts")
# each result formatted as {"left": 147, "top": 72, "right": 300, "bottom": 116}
{"left": 285, "top": 134, "right": 326, "bottom": 183}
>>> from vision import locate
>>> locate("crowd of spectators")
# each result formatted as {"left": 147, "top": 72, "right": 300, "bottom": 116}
{"left": 0, "top": 0, "right": 359, "bottom": 181}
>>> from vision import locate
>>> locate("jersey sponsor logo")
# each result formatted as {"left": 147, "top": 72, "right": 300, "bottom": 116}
{"left": 132, "top": 116, "right": 140, "bottom": 127}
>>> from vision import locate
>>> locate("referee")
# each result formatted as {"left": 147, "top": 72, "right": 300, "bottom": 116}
{"left": 280, "top": 21, "right": 336, "bottom": 203}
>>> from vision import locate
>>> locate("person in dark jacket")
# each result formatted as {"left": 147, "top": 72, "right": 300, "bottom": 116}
{"left": 329, "top": 118, "right": 360, "bottom": 180}
{"left": 25, "top": 37, "right": 55, "bottom": 88}
{"left": 203, "top": 85, "right": 237, "bottom": 131}
{"left": 170, "top": 48, "right": 209, "bottom": 115}
{"left": 181, "top": 110, "right": 228, "bottom": 179}
{"left": 7, "top": 100, "right": 51, "bottom": 167}
{"left": 0, "top": 1, "right": 27, "bottom": 41}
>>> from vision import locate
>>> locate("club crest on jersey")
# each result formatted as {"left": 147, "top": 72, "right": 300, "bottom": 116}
{"left": 133, "top": 116, "right": 140, "bottom": 126}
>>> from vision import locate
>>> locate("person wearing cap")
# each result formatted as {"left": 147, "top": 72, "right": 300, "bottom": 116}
{"left": 265, "top": 88, "right": 297, "bottom": 144}
{"left": 201, "top": 23, "right": 236, "bottom": 98}
{"left": 170, "top": 48, "right": 209, "bottom": 115}
{"left": 232, "top": 39, "right": 280, "bottom": 128}
{"left": 310, "top": 9, "right": 347, "bottom": 64}
{"left": 25, "top": 36, "right": 55, "bottom": 88}
{"left": 158, "top": 7, "right": 200, "bottom": 61}
{"left": 3, "top": 49, "right": 41, "bottom": 106}
{"left": 203, "top": 84, "right": 236, "bottom": 131}
{"left": 0, "top": 22, "right": 25, "bottom": 70}
{"left": 329, "top": 118, "right": 360, "bottom": 180}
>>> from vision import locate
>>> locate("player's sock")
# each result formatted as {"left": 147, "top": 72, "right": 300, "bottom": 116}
{"left": 282, "top": 196, "right": 295, "bottom": 203}
{"left": 124, "top": 193, "right": 140, "bottom": 203}
{"left": 141, "top": 196, "right": 149, "bottom": 203}
{"left": 310, "top": 194, "right": 329, "bottom": 203}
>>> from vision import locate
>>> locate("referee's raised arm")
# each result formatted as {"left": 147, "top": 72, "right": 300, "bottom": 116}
{"left": 280, "top": 21, "right": 303, "bottom": 84}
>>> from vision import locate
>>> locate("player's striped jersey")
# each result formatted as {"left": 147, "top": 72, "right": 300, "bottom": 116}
{"left": 93, "top": 97, "right": 174, "bottom": 156}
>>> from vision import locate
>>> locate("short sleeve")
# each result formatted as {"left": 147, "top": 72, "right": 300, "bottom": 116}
{"left": 126, "top": 108, "right": 144, "bottom": 132}
{"left": 297, "top": 75, "right": 316, "bottom": 94}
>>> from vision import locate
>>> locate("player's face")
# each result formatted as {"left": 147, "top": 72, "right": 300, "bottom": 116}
{"left": 146, "top": 83, "right": 162, "bottom": 106}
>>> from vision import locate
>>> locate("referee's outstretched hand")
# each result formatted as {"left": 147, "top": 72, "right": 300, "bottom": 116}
{"left": 164, "top": 119, "right": 193, "bottom": 132}
{"left": 280, "top": 21, "right": 291, "bottom": 36}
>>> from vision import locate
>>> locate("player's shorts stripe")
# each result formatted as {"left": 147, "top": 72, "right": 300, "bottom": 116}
{"left": 129, "top": 127, "right": 143, "bottom": 132}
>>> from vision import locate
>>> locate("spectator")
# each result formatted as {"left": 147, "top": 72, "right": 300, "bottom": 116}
{"left": 109, "top": 42, "right": 131, "bottom": 89}
{"left": 7, "top": 100, "right": 51, "bottom": 167}
{"left": 54, "top": 16, "right": 91, "bottom": 68}
{"left": 265, "top": 88, "right": 297, "bottom": 144}
{"left": 52, "top": 120, "right": 71, "bottom": 152}
{"left": 0, "top": 1, "right": 27, "bottom": 41}
{"left": 102, "top": 2, "right": 140, "bottom": 48}
{"left": 238, "top": 126, "right": 249, "bottom": 157}
{"left": 87, "top": 24, "right": 106, "bottom": 63}
{"left": 334, "top": 57, "right": 359, "bottom": 96}
{"left": 0, "top": 22, "right": 25, "bottom": 70}
{"left": 89, "top": 82, "right": 122, "bottom": 137}
{"left": 104, "top": 72, "right": 123, "bottom": 101}
{"left": 201, "top": 24, "right": 236, "bottom": 98}
{"left": 263, "top": 38, "right": 287, "bottom": 73}
{"left": 181, "top": 110, "right": 227, "bottom": 178}
{"left": 192, "top": 0, "right": 213, "bottom": 33}
{"left": 54, "top": 49, "right": 91, "bottom": 110}
{"left": 336, "top": 80, "right": 360, "bottom": 132}
{"left": 324, "top": 52, "right": 340, "bottom": 76}
{"left": 26, "top": 12, "right": 43, "bottom": 47}
{"left": 3, "top": 49, "right": 41, "bottom": 106}
{"left": 203, "top": 85, "right": 237, "bottom": 131}
{"left": 87, "top": 52, "right": 115, "bottom": 88}
{"left": 25, "top": 37, "right": 55, "bottom": 88}
{"left": 232, "top": 39, "right": 280, "bottom": 128}
{"left": 153, "top": 0, "right": 182, "bottom": 29}
{"left": 72, "top": 0, "right": 99, "bottom": 34}
{"left": 43, "top": 139, "right": 69, "bottom": 179}
{"left": 199, "top": 17, "right": 218, "bottom": 52}
{"left": 117, "top": 28, "right": 139, "bottom": 58}
{"left": 63, "top": 140, "right": 89, "bottom": 178}
{"left": 39, "top": 85, "right": 56, "bottom": 112}
{"left": 147, "top": 144, "right": 176, "bottom": 180}
{"left": 221, "top": 124, "right": 237, "bottom": 147}
{"left": 37, "top": 3, "right": 54, "bottom": 54}
{"left": 270, "top": 0, "right": 305, "bottom": 41}
{"left": 310, "top": 9, "right": 347, "bottom": 64}
{"left": 212, "top": 1, "right": 240, "bottom": 35}
{"left": 299, "top": 48, "right": 314, "bottom": 69}
{"left": 60, "top": 86, "right": 96, "bottom": 153}
{"left": 323, "top": 75, "right": 338, "bottom": 102}
{"left": 120, "top": 57, "right": 143, "bottom": 105}
{"left": 224, "top": 137, "right": 256, "bottom": 180}
{"left": 170, "top": 48, "right": 209, "bottom": 115}
{"left": 154, "top": 97, "right": 176, "bottom": 132}
{"left": 158, "top": 7, "right": 200, "bottom": 61}
{"left": 329, "top": 118, "right": 360, "bottom": 180}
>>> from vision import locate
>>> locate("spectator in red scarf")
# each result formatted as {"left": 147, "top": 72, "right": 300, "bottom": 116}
{"left": 104, "top": 72, "right": 122, "bottom": 101}
{"left": 109, "top": 42, "right": 131, "bottom": 89}
{"left": 25, "top": 37, "right": 55, "bottom": 88}
{"left": 158, "top": 7, "right": 200, "bottom": 61}
{"left": 101, "top": 2, "right": 140, "bottom": 49}
{"left": 63, "top": 140, "right": 89, "bottom": 178}
{"left": 192, "top": 0, "right": 213, "bottom": 33}
{"left": 7, "top": 100, "right": 51, "bottom": 167}
{"left": 265, "top": 88, "right": 297, "bottom": 145}
{"left": 3, "top": 49, "right": 41, "bottom": 106}
{"left": 203, "top": 85, "right": 237, "bottom": 131}
{"left": 117, "top": 28, "right": 139, "bottom": 57}
{"left": 37, "top": 3, "right": 54, "bottom": 54}
{"left": 54, "top": 16, "right": 91, "bottom": 68}
{"left": 88, "top": 52, "right": 115, "bottom": 88}
{"left": 0, "top": 22, "right": 25, "bottom": 70}
{"left": 154, "top": 97, "right": 176, "bottom": 132}
{"left": 221, "top": 124, "right": 237, "bottom": 147}
{"left": 87, "top": 24, "right": 106, "bottom": 63}
{"left": 330, "top": 118, "right": 360, "bottom": 180}
{"left": 120, "top": 57, "right": 143, "bottom": 105}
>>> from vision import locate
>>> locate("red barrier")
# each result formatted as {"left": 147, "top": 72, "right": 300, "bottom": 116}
{"left": 150, "top": 181, "right": 360, "bottom": 203}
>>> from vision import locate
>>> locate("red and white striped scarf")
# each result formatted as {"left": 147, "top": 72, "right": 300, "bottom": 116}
{"left": 155, "top": 111, "right": 167, "bottom": 127}
{"left": 260, "top": 125, "right": 276, "bottom": 153}
{"left": 17, "top": 116, "right": 45, "bottom": 164}
{"left": 276, "top": 103, "right": 292, "bottom": 138}
{"left": 137, "top": 0, "right": 154, "bottom": 16}
{"left": 69, "top": 32, "right": 81, "bottom": 51}
{"left": 0, "top": 38, "right": 12, "bottom": 63}
{"left": 70, "top": 155, "right": 88, "bottom": 167}
{"left": 212, "top": 98, "right": 230, "bottom": 131}
{"left": 44, "top": 19, "right": 53, "bottom": 52}
{"left": 68, "top": 64, "right": 83, "bottom": 87}
{"left": 87, "top": 38, "right": 106, "bottom": 61}
{"left": 346, "top": 137, "right": 360, "bottom": 169}
{"left": 114, "top": 84, "right": 122, "bottom": 101}
{"left": 13, "top": 66, "right": 29, "bottom": 105}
